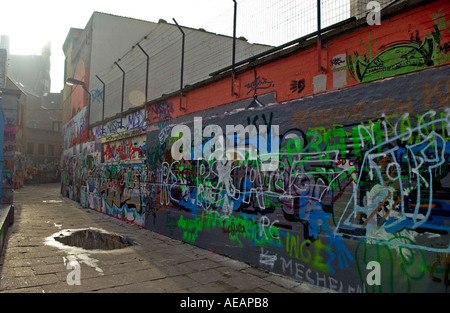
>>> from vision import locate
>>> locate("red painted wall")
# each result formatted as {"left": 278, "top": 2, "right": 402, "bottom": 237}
{"left": 147, "top": 0, "right": 449, "bottom": 124}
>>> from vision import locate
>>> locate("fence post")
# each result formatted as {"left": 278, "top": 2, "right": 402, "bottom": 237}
{"left": 137, "top": 43, "right": 149, "bottom": 104}
{"left": 114, "top": 61, "right": 126, "bottom": 128}
{"left": 231, "top": 0, "right": 239, "bottom": 96}
{"left": 173, "top": 18, "right": 186, "bottom": 111}
{"left": 317, "top": 0, "right": 323, "bottom": 73}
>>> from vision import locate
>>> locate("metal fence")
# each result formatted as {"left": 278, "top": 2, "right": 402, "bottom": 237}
{"left": 200, "top": 0, "right": 351, "bottom": 47}
{"left": 87, "top": 0, "right": 397, "bottom": 125}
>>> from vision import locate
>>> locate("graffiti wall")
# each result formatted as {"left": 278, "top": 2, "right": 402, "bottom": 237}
{"left": 143, "top": 65, "right": 449, "bottom": 292}
{"left": 60, "top": 1, "right": 450, "bottom": 292}
{"left": 1, "top": 93, "right": 18, "bottom": 204}
{"left": 61, "top": 106, "right": 149, "bottom": 226}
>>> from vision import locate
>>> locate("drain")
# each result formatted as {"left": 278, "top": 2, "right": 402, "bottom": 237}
{"left": 54, "top": 228, "right": 135, "bottom": 251}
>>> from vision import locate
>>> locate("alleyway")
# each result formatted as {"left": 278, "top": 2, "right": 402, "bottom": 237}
{"left": 0, "top": 183, "right": 330, "bottom": 294}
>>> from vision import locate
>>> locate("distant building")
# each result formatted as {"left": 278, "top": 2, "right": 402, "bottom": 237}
{"left": 4, "top": 77, "right": 62, "bottom": 185}
{"left": 0, "top": 43, "right": 16, "bottom": 253}
{"left": 0, "top": 36, "right": 62, "bottom": 186}
{"left": 7, "top": 40, "right": 51, "bottom": 97}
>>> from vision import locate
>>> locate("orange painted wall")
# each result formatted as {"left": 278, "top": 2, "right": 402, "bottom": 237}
{"left": 147, "top": 0, "right": 449, "bottom": 124}
{"left": 70, "top": 60, "right": 90, "bottom": 118}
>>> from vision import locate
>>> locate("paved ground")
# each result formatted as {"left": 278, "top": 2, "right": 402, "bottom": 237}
{"left": 0, "top": 183, "right": 333, "bottom": 294}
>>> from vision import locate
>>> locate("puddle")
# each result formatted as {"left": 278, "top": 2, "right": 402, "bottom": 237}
{"left": 45, "top": 228, "right": 136, "bottom": 275}
{"left": 53, "top": 228, "right": 135, "bottom": 251}
{"left": 42, "top": 200, "right": 63, "bottom": 203}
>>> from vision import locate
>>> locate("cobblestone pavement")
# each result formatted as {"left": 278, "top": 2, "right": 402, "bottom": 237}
{"left": 0, "top": 183, "right": 333, "bottom": 294}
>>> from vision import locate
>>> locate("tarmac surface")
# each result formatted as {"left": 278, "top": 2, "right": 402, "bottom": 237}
{"left": 0, "top": 183, "right": 333, "bottom": 294}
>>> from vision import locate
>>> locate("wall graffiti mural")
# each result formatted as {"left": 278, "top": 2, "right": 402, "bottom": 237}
{"left": 347, "top": 8, "right": 450, "bottom": 83}
{"left": 60, "top": 3, "right": 450, "bottom": 293}
{"left": 97, "top": 163, "right": 146, "bottom": 226}
{"left": 62, "top": 106, "right": 91, "bottom": 148}
{"left": 141, "top": 66, "right": 449, "bottom": 292}
{"left": 103, "top": 135, "right": 146, "bottom": 163}
{"left": 60, "top": 66, "right": 450, "bottom": 293}
{"left": 290, "top": 79, "right": 305, "bottom": 94}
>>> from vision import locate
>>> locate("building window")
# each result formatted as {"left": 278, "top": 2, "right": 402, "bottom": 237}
{"left": 38, "top": 143, "right": 45, "bottom": 155}
{"left": 48, "top": 144, "right": 54, "bottom": 156}
{"left": 52, "top": 121, "right": 61, "bottom": 132}
{"left": 27, "top": 143, "right": 34, "bottom": 154}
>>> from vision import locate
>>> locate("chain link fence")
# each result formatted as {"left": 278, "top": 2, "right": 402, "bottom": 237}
{"left": 87, "top": 0, "right": 397, "bottom": 124}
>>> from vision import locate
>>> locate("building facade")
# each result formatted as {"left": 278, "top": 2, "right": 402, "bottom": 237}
{"left": 0, "top": 45, "right": 16, "bottom": 255}
{"left": 7, "top": 41, "right": 51, "bottom": 97}
{"left": 0, "top": 34, "right": 63, "bottom": 186}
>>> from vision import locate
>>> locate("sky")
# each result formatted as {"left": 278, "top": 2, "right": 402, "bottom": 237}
{"left": 0, "top": 0, "right": 236, "bottom": 92}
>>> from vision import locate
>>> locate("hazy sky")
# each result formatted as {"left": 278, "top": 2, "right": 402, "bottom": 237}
{"left": 0, "top": 0, "right": 235, "bottom": 92}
